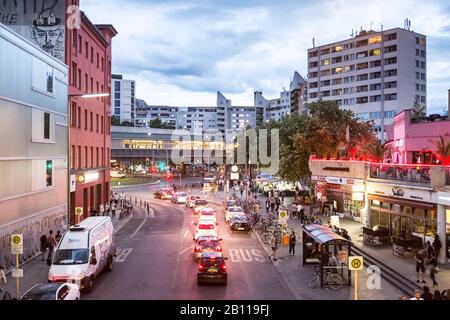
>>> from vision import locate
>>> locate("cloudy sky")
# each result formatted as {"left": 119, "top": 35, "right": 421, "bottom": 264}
{"left": 82, "top": 0, "right": 450, "bottom": 114}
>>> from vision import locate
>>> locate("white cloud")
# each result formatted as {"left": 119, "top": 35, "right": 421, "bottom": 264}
{"left": 82, "top": 0, "right": 450, "bottom": 113}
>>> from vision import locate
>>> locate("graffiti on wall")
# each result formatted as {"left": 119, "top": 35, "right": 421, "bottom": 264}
{"left": 0, "top": 0, "right": 66, "bottom": 60}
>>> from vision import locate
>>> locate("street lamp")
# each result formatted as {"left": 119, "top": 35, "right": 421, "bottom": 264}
{"left": 68, "top": 92, "right": 110, "bottom": 228}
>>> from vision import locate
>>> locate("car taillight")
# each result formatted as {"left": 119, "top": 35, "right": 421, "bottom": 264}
{"left": 195, "top": 245, "right": 202, "bottom": 252}
{"left": 220, "top": 265, "right": 227, "bottom": 271}
{"left": 198, "top": 264, "right": 204, "bottom": 271}
{"left": 215, "top": 245, "right": 222, "bottom": 251}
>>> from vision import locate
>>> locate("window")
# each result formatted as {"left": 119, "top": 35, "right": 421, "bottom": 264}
{"left": 309, "top": 61, "right": 318, "bottom": 68}
{"left": 356, "top": 51, "right": 368, "bottom": 59}
{"left": 385, "top": 111, "right": 396, "bottom": 118}
{"left": 72, "top": 29, "right": 77, "bottom": 47}
{"left": 331, "top": 89, "right": 342, "bottom": 96}
{"left": 370, "top": 111, "right": 382, "bottom": 119}
{"left": 320, "top": 80, "right": 330, "bottom": 87}
{"left": 309, "top": 82, "right": 318, "bottom": 89}
{"left": 356, "top": 113, "right": 369, "bottom": 120}
{"left": 385, "top": 69, "right": 397, "bottom": 77}
{"left": 343, "top": 53, "right": 355, "bottom": 61}
{"left": 96, "top": 81, "right": 99, "bottom": 96}
{"left": 370, "top": 95, "right": 381, "bottom": 102}
{"left": 96, "top": 147, "right": 99, "bottom": 167}
{"left": 102, "top": 147, "right": 104, "bottom": 166}
{"left": 71, "top": 145, "right": 75, "bottom": 170}
{"left": 101, "top": 116, "right": 104, "bottom": 134}
{"left": 308, "top": 51, "right": 318, "bottom": 58}
{"left": 101, "top": 57, "right": 104, "bottom": 72}
{"left": 343, "top": 98, "right": 355, "bottom": 105}
{"left": 343, "top": 76, "right": 355, "bottom": 83}
{"left": 85, "top": 42, "right": 89, "bottom": 58}
{"left": 115, "top": 100, "right": 120, "bottom": 107}
{"left": 356, "top": 39, "right": 368, "bottom": 47}
{"left": 343, "top": 65, "right": 355, "bottom": 72}
{"left": 385, "top": 81, "right": 397, "bottom": 89}
{"left": 331, "top": 45, "right": 343, "bottom": 53}
{"left": 85, "top": 74, "right": 88, "bottom": 93}
{"left": 32, "top": 109, "right": 54, "bottom": 143}
{"left": 385, "top": 93, "right": 397, "bottom": 101}
{"left": 344, "top": 42, "right": 354, "bottom": 50}
{"left": 384, "top": 33, "right": 397, "bottom": 41}
{"left": 44, "top": 112, "right": 50, "bottom": 139}
{"left": 321, "top": 59, "right": 331, "bottom": 66}
{"left": 416, "top": 72, "right": 420, "bottom": 80}
{"left": 78, "top": 35, "right": 82, "bottom": 53}
{"left": 421, "top": 50, "right": 426, "bottom": 58}
{"left": 320, "top": 48, "right": 330, "bottom": 55}
{"left": 332, "top": 67, "right": 343, "bottom": 74}
{"left": 369, "top": 36, "right": 381, "bottom": 44}
{"left": 91, "top": 47, "right": 94, "bottom": 63}
{"left": 357, "top": 97, "right": 368, "bottom": 104}
{"left": 78, "top": 146, "right": 81, "bottom": 169}
{"left": 384, "top": 45, "right": 397, "bottom": 53}
{"left": 384, "top": 57, "right": 397, "bottom": 65}
{"left": 77, "top": 107, "right": 81, "bottom": 129}
{"left": 97, "top": 52, "right": 99, "bottom": 68}
{"left": 370, "top": 72, "right": 381, "bottom": 79}
{"left": 90, "top": 77, "right": 93, "bottom": 93}
{"left": 71, "top": 62, "right": 77, "bottom": 87}
{"left": 356, "top": 74, "right": 368, "bottom": 81}
{"left": 421, "top": 85, "right": 426, "bottom": 92}
{"left": 370, "top": 48, "right": 381, "bottom": 56}
{"left": 107, "top": 117, "right": 111, "bottom": 135}
{"left": 370, "top": 83, "right": 381, "bottom": 91}
{"left": 84, "top": 109, "right": 88, "bottom": 130}
{"left": 421, "top": 96, "right": 426, "bottom": 103}
{"left": 370, "top": 60, "right": 381, "bottom": 68}
{"left": 421, "top": 73, "right": 426, "bottom": 80}
{"left": 416, "top": 83, "right": 420, "bottom": 91}
{"left": 91, "top": 147, "right": 94, "bottom": 168}
{"left": 96, "top": 114, "right": 99, "bottom": 132}
{"left": 309, "top": 72, "right": 318, "bottom": 78}
{"left": 71, "top": 103, "right": 77, "bottom": 127}
{"left": 115, "top": 81, "right": 121, "bottom": 91}
{"left": 107, "top": 148, "right": 110, "bottom": 163}
{"left": 309, "top": 92, "right": 318, "bottom": 99}
{"left": 343, "top": 87, "right": 354, "bottom": 94}
{"left": 90, "top": 112, "right": 93, "bottom": 131}
{"left": 416, "top": 37, "right": 426, "bottom": 46}
{"left": 416, "top": 60, "right": 420, "bottom": 68}
{"left": 320, "top": 69, "right": 331, "bottom": 76}
{"left": 332, "top": 78, "right": 342, "bottom": 85}
{"left": 331, "top": 56, "right": 342, "bottom": 64}
{"left": 421, "top": 61, "right": 426, "bottom": 69}
{"left": 356, "top": 85, "right": 368, "bottom": 93}
{"left": 84, "top": 146, "right": 88, "bottom": 168}
{"left": 45, "top": 160, "right": 53, "bottom": 187}
{"left": 320, "top": 91, "right": 330, "bottom": 97}
{"left": 416, "top": 49, "right": 420, "bottom": 56}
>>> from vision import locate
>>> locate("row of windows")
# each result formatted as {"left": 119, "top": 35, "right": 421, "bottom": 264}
{"left": 72, "top": 29, "right": 105, "bottom": 71}
{"left": 70, "top": 103, "right": 110, "bottom": 135}
{"left": 308, "top": 33, "right": 398, "bottom": 58}
{"left": 71, "top": 145, "right": 110, "bottom": 171}
{"left": 310, "top": 61, "right": 398, "bottom": 78}
{"left": 356, "top": 111, "right": 397, "bottom": 120}
{"left": 415, "top": 72, "right": 426, "bottom": 80}
{"left": 415, "top": 60, "right": 426, "bottom": 69}
{"left": 415, "top": 83, "right": 426, "bottom": 92}
{"left": 71, "top": 63, "right": 107, "bottom": 101}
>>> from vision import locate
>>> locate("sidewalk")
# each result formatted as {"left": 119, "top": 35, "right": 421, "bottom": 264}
{"left": 0, "top": 206, "right": 141, "bottom": 298}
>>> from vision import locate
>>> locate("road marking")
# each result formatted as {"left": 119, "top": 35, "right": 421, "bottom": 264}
{"left": 114, "top": 248, "right": 133, "bottom": 262}
{"left": 228, "top": 249, "right": 265, "bottom": 263}
{"left": 129, "top": 212, "right": 148, "bottom": 239}
{"left": 179, "top": 246, "right": 194, "bottom": 256}
{"left": 184, "top": 230, "right": 189, "bottom": 238}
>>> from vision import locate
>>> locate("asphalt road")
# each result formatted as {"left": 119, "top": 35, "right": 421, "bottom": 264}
{"left": 84, "top": 182, "right": 296, "bottom": 300}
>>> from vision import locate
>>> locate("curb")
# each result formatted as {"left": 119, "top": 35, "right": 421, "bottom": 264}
{"left": 112, "top": 180, "right": 161, "bottom": 189}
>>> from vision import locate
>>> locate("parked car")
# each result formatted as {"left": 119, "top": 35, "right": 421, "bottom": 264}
{"left": 110, "top": 170, "right": 126, "bottom": 179}
{"left": 48, "top": 217, "right": 116, "bottom": 292}
{"left": 193, "top": 235, "right": 223, "bottom": 262}
{"left": 21, "top": 283, "right": 80, "bottom": 300}
{"left": 225, "top": 206, "right": 244, "bottom": 223}
{"left": 197, "top": 252, "right": 228, "bottom": 285}
{"left": 229, "top": 215, "right": 252, "bottom": 233}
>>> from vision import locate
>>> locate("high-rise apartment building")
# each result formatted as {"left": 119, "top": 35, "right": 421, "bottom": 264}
{"left": 111, "top": 74, "right": 135, "bottom": 124}
{"left": 307, "top": 27, "right": 427, "bottom": 139}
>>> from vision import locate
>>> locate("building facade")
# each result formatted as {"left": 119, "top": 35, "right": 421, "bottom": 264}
{"left": 307, "top": 27, "right": 427, "bottom": 139}
{"left": 111, "top": 74, "right": 135, "bottom": 124}
{"left": 0, "top": 24, "right": 68, "bottom": 269}
{"left": 290, "top": 71, "right": 308, "bottom": 114}
{"left": 65, "top": 4, "right": 117, "bottom": 224}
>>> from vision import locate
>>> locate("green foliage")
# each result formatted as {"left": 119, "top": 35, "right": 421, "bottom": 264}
{"left": 431, "top": 134, "right": 450, "bottom": 165}
{"left": 411, "top": 97, "right": 426, "bottom": 119}
{"left": 148, "top": 118, "right": 172, "bottom": 129}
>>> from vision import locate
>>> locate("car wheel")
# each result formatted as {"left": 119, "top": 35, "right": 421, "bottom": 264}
{"left": 106, "top": 256, "right": 113, "bottom": 272}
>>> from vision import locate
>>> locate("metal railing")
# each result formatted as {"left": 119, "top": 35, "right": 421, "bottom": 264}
{"left": 369, "top": 164, "right": 431, "bottom": 184}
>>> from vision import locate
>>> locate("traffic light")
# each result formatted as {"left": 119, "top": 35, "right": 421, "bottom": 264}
{"left": 159, "top": 161, "right": 166, "bottom": 171}
{"left": 46, "top": 160, "right": 53, "bottom": 187}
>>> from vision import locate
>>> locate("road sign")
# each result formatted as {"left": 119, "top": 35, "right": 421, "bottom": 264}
{"left": 278, "top": 210, "right": 288, "bottom": 225}
{"left": 230, "top": 172, "right": 239, "bottom": 180}
{"left": 349, "top": 256, "right": 364, "bottom": 271}
{"left": 75, "top": 207, "right": 83, "bottom": 216}
{"left": 11, "top": 234, "right": 23, "bottom": 255}
{"left": 12, "top": 269, "right": 23, "bottom": 278}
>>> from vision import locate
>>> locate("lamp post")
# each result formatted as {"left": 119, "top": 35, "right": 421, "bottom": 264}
{"left": 68, "top": 93, "right": 110, "bottom": 228}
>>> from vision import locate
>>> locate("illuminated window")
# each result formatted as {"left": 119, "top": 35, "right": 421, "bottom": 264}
{"left": 368, "top": 36, "right": 382, "bottom": 45}
{"left": 370, "top": 48, "right": 381, "bottom": 56}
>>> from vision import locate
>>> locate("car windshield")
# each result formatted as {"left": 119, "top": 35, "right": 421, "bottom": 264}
{"left": 21, "top": 285, "right": 59, "bottom": 300}
{"left": 233, "top": 217, "right": 248, "bottom": 223}
{"left": 200, "top": 211, "right": 214, "bottom": 215}
{"left": 201, "top": 258, "right": 225, "bottom": 267}
{"left": 177, "top": 193, "right": 187, "bottom": 197}
{"left": 198, "top": 240, "right": 219, "bottom": 248}
{"left": 195, "top": 200, "right": 207, "bottom": 206}
{"left": 53, "top": 249, "right": 89, "bottom": 265}
{"left": 228, "top": 207, "right": 242, "bottom": 212}
{"left": 198, "top": 224, "right": 215, "bottom": 230}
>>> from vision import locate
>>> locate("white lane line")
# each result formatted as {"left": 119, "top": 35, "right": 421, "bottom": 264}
{"left": 148, "top": 207, "right": 155, "bottom": 218}
{"left": 184, "top": 230, "right": 189, "bottom": 238}
{"left": 114, "top": 248, "right": 133, "bottom": 263}
{"left": 179, "top": 246, "right": 194, "bottom": 256}
{"left": 129, "top": 212, "right": 148, "bottom": 240}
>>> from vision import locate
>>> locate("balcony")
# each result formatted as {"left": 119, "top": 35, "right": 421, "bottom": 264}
{"left": 369, "top": 164, "right": 431, "bottom": 186}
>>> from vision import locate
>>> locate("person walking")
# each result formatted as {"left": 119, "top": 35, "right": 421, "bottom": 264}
{"left": 421, "top": 286, "right": 433, "bottom": 300}
{"left": 433, "top": 235, "right": 442, "bottom": 261}
{"left": 269, "top": 235, "right": 278, "bottom": 261}
{"left": 46, "top": 230, "right": 56, "bottom": 265}
{"left": 265, "top": 199, "right": 270, "bottom": 214}
{"left": 426, "top": 241, "right": 434, "bottom": 259}
{"left": 55, "top": 231, "right": 62, "bottom": 243}
{"left": 40, "top": 233, "right": 47, "bottom": 261}
{"left": 415, "top": 248, "right": 427, "bottom": 284}
{"left": 428, "top": 253, "right": 439, "bottom": 287}
{"left": 288, "top": 231, "right": 296, "bottom": 256}
{"left": 0, "top": 264, "right": 7, "bottom": 284}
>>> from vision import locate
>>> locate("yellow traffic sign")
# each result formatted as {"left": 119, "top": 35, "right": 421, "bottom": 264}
{"left": 11, "top": 234, "right": 23, "bottom": 255}
{"left": 279, "top": 211, "right": 287, "bottom": 218}
{"left": 349, "top": 256, "right": 364, "bottom": 271}
{"left": 75, "top": 207, "right": 83, "bottom": 216}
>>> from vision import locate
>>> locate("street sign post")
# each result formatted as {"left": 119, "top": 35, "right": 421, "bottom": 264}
{"left": 278, "top": 210, "right": 288, "bottom": 225}
{"left": 11, "top": 234, "right": 23, "bottom": 299}
{"left": 348, "top": 256, "right": 364, "bottom": 300}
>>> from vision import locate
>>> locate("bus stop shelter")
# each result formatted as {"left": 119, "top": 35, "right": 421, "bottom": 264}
{"left": 302, "top": 224, "right": 352, "bottom": 287}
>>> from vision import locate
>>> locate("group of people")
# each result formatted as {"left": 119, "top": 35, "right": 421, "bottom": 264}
{"left": 406, "top": 286, "right": 450, "bottom": 300}
{"left": 415, "top": 235, "right": 442, "bottom": 287}
{"left": 40, "top": 230, "right": 62, "bottom": 266}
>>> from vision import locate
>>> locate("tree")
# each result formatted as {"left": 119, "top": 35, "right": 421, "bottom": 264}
{"left": 431, "top": 134, "right": 450, "bottom": 165}
{"left": 111, "top": 116, "right": 121, "bottom": 126}
{"left": 411, "top": 97, "right": 426, "bottom": 119}
{"left": 362, "top": 140, "right": 390, "bottom": 162}
{"left": 148, "top": 118, "right": 172, "bottom": 129}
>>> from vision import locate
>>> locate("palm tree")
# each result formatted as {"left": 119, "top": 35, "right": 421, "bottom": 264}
{"left": 411, "top": 97, "right": 426, "bottom": 120}
{"left": 364, "top": 140, "right": 389, "bottom": 162}
{"left": 431, "top": 134, "right": 450, "bottom": 165}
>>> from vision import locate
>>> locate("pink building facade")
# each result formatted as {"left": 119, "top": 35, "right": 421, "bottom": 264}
{"left": 387, "top": 109, "right": 450, "bottom": 164}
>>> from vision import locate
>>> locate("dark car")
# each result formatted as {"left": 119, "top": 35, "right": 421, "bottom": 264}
{"left": 154, "top": 188, "right": 172, "bottom": 200}
{"left": 229, "top": 215, "right": 252, "bottom": 233}
{"left": 197, "top": 252, "right": 228, "bottom": 285}
{"left": 0, "top": 287, "right": 12, "bottom": 300}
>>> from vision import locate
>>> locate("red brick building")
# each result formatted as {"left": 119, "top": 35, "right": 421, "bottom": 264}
{"left": 65, "top": 0, "right": 117, "bottom": 224}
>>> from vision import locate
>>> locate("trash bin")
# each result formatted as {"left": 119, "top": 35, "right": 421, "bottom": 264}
{"left": 282, "top": 234, "right": 289, "bottom": 246}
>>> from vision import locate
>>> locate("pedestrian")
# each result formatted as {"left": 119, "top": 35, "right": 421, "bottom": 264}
{"left": 410, "top": 290, "right": 423, "bottom": 300}
{"left": 265, "top": 199, "right": 270, "bottom": 214}
{"left": 280, "top": 190, "right": 285, "bottom": 204}
{"left": 421, "top": 286, "right": 433, "bottom": 300}
{"left": 433, "top": 290, "right": 443, "bottom": 300}
{"left": 426, "top": 241, "right": 434, "bottom": 259}
{"left": 428, "top": 253, "right": 439, "bottom": 287}
{"left": 0, "top": 264, "right": 7, "bottom": 284}
{"left": 40, "top": 233, "right": 47, "bottom": 261}
{"left": 289, "top": 231, "right": 296, "bottom": 256}
{"left": 46, "top": 230, "right": 56, "bottom": 265}
{"left": 99, "top": 204, "right": 105, "bottom": 216}
{"left": 270, "top": 199, "right": 275, "bottom": 213}
{"left": 269, "top": 235, "right": 278, "bottom": 261}
{"left": 415, "top": 248, "right": 427, "bottom": 284}
{"left": 433, "top": 235, "right": 442, "bottom": 261}
{"left": 55, "top": 231, "right": 62, "bottom": 243}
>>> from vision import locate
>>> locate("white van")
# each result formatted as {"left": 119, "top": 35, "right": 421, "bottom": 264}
{"left": 48, "top": 217, "right": 116, "bottom": 292}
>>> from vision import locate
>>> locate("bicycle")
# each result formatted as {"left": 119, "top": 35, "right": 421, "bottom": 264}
{"left": 308, "top": 265, "right": 343, "bottom": 290}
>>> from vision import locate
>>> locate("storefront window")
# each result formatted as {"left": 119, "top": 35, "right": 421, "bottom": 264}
{"left": 380, "top": 212, "right": 390, "bottom": 228}
{"left": 401, "top": 217, "right": 411, "bottom": 235}
{"left": 425, "top": 220, "right": 437, "bottom": 237}
{"left": 391, "top": 204, "right": 400, "bottom": 213}
{"left": 391, "top": 214, "right": 401, "bottom": 237}
{"left": 426, "top": 209, "right": 437, "bottom": 220}
{"left": 412, "top": 218, "right": 425, "bottom": 234}
{"left": 370, "top": 208, "right": 380, "bottom": 227}
{"left": 413, "top": 208, "right": 425, "bottom": 219}
{"left": 402, "top": 206, "right": 412, "bottom": 215}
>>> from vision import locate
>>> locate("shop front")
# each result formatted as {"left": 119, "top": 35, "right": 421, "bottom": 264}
{"left": 437, "top": 191, "right": 450, "bottom": 264}
{"left": 312, "top": 176, "right": 365, "bottom": 221}
{"left": 366, "top": 183, "right": 438, "bottom": 244}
